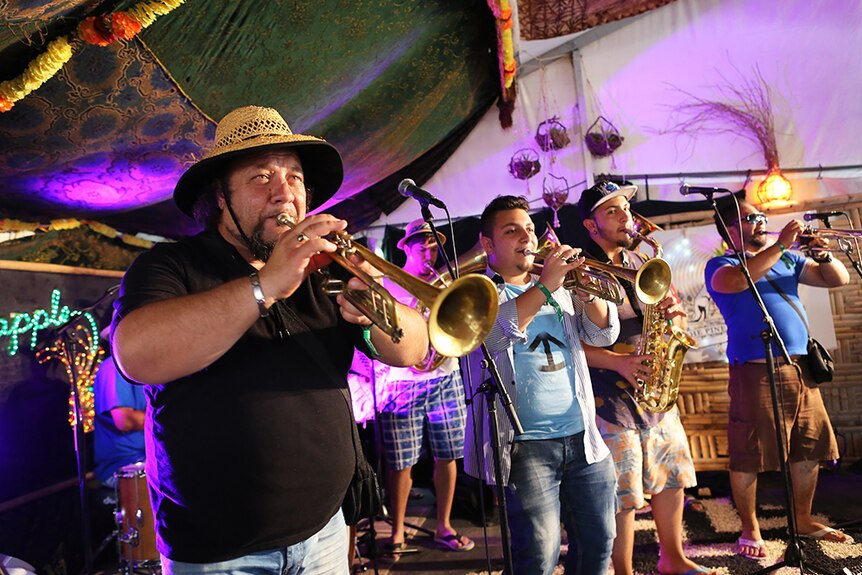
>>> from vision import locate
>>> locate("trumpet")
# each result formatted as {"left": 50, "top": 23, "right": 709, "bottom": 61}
{"left": 766, "top": 227, "right": 862, "bottom": 252}
{"left": 276, "top": 214, "right": 498, "bottom": 357}
{"left": 525, "top": 227, "right": 671, "bottom": 305}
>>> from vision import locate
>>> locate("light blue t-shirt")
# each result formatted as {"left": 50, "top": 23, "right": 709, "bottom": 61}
{"left": 502, "top": 281, "right": 585, "bottom": 440}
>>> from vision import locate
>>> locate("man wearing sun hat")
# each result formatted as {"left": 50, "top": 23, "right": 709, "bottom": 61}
{"left": 374, "top": 219, "right": 474, "bottom": 554}
{"left": 573, "top": 180, "right": 711, "bottom": 575}
{"left": 111, "top": 105, "right": 428, "bottom": 573}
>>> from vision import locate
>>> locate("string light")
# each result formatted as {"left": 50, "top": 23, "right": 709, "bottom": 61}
{"left": 36, "top": 314, "right": 103, "bottom": 432}
{"left": 0, "top": 288, "right": 99, "bottom": 356}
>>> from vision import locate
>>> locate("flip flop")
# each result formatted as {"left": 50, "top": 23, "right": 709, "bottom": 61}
{"left": 799, "top": 526, "right": 855, "bottom": 544}
{"left": 433, "top": 531, "right": 475, "bottom": 552}
{"left": 737, "top": 536, "right": 766, "bottom": 558}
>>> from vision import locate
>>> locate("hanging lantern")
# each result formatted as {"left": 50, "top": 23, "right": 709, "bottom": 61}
{"left": 757, "top": 167, "right": 793, "bottom": 205}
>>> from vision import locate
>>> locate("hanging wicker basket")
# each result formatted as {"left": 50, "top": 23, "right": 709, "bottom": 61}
{"left": 535, "top": 116, "right": 571, "bottom": 152}
{"left": 508, "top": 148, "right": 541, "bottom": 180}
{"left": 585, "top": 115, "right": 624, "bottom": 157}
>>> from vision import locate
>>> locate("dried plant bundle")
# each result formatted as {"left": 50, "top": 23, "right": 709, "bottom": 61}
{"left": 664, "top": 67, "right": 779, "bottom": 169}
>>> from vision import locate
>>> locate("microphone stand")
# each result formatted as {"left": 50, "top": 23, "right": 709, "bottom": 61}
{"left": 709, "top": 193, "right": 824, "bottom": 575}
{"left": 37, "top": 316, "right": 99, "bottom": 575}
{"left": 419, "top": 201, "right": 520, "bottom": 574}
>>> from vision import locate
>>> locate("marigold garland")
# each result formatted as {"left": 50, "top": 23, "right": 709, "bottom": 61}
{"left": 0, "top": 0, "right": 185, "bottom": 112}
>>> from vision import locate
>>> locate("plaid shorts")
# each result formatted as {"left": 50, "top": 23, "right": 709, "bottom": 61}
{"left": 598, "top": 408, "right": 697, "bottom": 512}
{"left": 377, "top": 371, "right": 466, "bottom": 470}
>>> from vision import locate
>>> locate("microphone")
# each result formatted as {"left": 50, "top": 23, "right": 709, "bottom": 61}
{"left": 397, "top": 179, "right": 446, "bottom": 209}
{"left": 679, "top": 184, "right": 731, "bottom": 196}
{"left": 803, "top": 211, "right": 845, "bottom": 221}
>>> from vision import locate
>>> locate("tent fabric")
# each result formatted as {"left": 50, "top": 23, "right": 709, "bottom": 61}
{"left": 376, "top": 0, "right": 862, "bottom": 229}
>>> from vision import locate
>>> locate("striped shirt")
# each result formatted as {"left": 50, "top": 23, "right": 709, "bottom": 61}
{"left": 462, "top": 270, "right": 619, "bottom": 485}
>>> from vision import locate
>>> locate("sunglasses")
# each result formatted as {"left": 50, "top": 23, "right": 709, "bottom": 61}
{"left": 734, "top": 212, "right": 768, "bottom": 226}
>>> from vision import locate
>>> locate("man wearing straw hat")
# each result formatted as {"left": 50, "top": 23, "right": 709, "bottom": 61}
{"left": 111, "top": 105, "right": 428, "bottom": 574}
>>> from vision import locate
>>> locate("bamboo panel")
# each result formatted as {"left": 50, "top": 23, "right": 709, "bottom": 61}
{"left": 670, "top": 199, "right": 862, "bottom": 472}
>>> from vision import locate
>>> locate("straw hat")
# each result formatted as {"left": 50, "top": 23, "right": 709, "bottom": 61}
{"left": 173, "top": 106, "right": 344, "bottom": 217}
{"left": 397, "top": 219, "right": 446, "bottom": 250}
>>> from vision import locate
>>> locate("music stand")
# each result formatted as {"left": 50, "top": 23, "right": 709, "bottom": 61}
{"left": 709, "top": 193, "right": 827, "bottom": 575}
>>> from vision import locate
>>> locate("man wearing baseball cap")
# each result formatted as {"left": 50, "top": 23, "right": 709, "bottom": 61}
{"left": 111, "top": 106, "right": 428, "bottom": 574}
{"left": 575, "top": 181, "right": 710, "bottom": 575}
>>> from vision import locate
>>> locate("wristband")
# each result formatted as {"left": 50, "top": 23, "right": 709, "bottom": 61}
{"left": 534, "top": 281, "right": 563, "bottom": 322}
{"left": 775, "top": 241, "right": 793, "bottom": 270}
{"left": 248, "top": 272, "right": 269, "bottom": 317}
{"left": 362, "top": 325, "right": 381, "bottom": 358}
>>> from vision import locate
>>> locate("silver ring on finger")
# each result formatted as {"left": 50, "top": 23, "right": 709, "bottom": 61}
{"left": 296, "top": 232, "right": 308, "bottom": 243}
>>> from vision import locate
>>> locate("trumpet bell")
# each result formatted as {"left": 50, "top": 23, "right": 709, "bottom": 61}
{"left": 635, "top": 258, "right": 672, "bottom": 305}
{"left": 428, "top": 274, "right": 498, "bottom": 357}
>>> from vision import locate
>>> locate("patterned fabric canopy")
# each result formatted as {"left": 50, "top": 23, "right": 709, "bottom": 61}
{"left": 0, "top": 0, "right": 500, "bottom": 237}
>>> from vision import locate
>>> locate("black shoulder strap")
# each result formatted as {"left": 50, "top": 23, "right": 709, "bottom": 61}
{"left": 763, "top": 274, "right": 810, "bottom": 332}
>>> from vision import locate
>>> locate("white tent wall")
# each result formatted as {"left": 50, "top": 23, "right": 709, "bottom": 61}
{"left": 374, "top": 0, "right": 862, "bottom": 232}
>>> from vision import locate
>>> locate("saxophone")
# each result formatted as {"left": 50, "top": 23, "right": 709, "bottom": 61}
{"left": 627, "top": 231, "right": 698, "bottom": 413}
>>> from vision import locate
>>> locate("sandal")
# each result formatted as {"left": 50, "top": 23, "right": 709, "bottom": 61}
{"left": 799, "top": 526, "right": 855, "bottom": 543}
{"left": 433, "top": 531, "right": 475, "bottom": 552}
{"left": 737, "top": 536, "right": 766, "bottom": 558}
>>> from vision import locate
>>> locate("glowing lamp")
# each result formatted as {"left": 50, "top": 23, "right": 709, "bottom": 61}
{"left": 757, "top": 167, "right": 793, "bottom": 205}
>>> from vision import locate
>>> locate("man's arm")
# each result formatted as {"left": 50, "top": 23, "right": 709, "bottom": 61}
{"left": 799, "top": 235, "right": 850, "bottom": 287}
{"left": 115, "top": 216, "right": 358, "bottom": 385}
{"left": 583, "top": 344, "right": 653, "bottom": 388}
{"left": 711, "top": 220, "right": 803, "bottom": 293}
{"left": 800, "top": 257, "right": 850, "bottom": 287}
{"left": 110, "top": 407, "right": 145, "bottom": 433}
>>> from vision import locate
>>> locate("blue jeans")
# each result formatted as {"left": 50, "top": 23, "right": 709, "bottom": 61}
{"left": 161, "top": 509, "right": 349, "bottom": 575}
{"left": 506, "top": 433, "right": 616, "bottom": 575}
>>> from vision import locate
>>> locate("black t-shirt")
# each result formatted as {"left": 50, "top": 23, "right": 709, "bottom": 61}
{"left": 114, "top": 229, "right": 361, "bottom": 562}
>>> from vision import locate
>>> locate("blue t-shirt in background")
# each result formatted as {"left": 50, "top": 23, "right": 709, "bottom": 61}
{"left": 704, "top": 250, "right": 810, "bottom": 364}
{"left": 502, "top": 282, "right": 585, "bottom": 441}
{"left": 94, "top": 358, "right": 147, "bottom": 483}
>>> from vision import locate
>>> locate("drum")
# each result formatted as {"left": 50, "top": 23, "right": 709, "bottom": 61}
{"left": 114, "top": 462, "right": 159, "bottom": 566}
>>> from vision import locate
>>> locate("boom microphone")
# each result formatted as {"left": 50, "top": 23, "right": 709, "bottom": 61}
{"left": 803, "top": 211, "right": 845, "bottom": 221}
{"left": 679, "top": 184, "right": 731, "bottom": 196}
{"left": 397, "top": 179, "right": 446, "bottom": 209}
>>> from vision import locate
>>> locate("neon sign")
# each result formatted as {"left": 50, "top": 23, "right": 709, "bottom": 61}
{"left": 0, "top": 288, "right": 99, "bottom": 356}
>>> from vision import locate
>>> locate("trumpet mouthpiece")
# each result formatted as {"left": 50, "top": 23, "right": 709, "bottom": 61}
{"left": 276, "top": 214, "right": 294, "bottom": 227}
